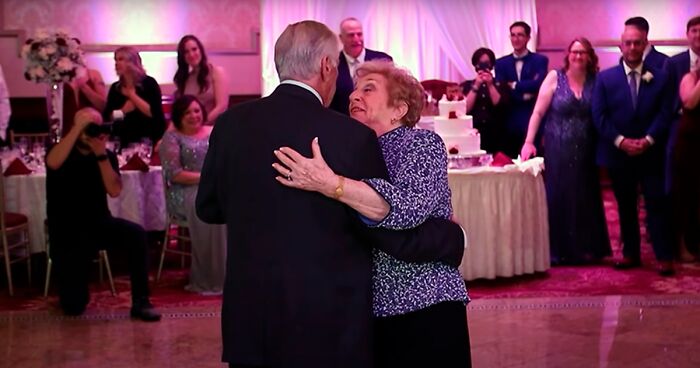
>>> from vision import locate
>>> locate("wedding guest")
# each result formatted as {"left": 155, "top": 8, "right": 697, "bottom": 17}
{"left": 0, "top": 64, "right": 10, "bottom": 144}
{"left": 63, "top": 41, "right": 107, "bottom": 135}
{"left": 520, "top": 38, "right": 611, "bottom": 264}
{"left": 273, "top": 60, "right": 471, "bottom": 367}
{"left": 103, "top": 46, "right": 166, "bottom": 147}
{"left": 591, "top": 23, "right": 674, "bottom": 276}
{"left": 666, "top": 16, "right": 700, "bottom": 261}
{"left": 461, "top": 47, "right": 509, "bottom": 153}
{"left": 671, "top": 58, "right": 700, "bottom": 261}
{"left": 495, "top": 21, "right": 549, "bottom": 158}
{"left": 159, "top": 95, "right": 226, "bottom": 294}
{"left": 196, "top": 20, "right": 464, "bottom": 368}
{"left": 625, "top": 16, "right": 668, "bottom": 70}
{"left": 173, "top": 35, "right": 228, "bottom": 124}
{"left": 329, "top": 17, "right": 392, "bottom": 115}
{"left": 46, "top": 107, "right": 160, "bottom": 321}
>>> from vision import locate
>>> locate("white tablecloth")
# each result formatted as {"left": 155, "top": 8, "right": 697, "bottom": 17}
{"left": 4, "top": 167, "right": 166, "bottom": 254}
{"left": 449, "top": 165, "right": 550, "bottom": 280}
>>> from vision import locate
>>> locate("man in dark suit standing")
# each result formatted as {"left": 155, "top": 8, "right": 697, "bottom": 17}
{"left": 495, "top": 21, "right": 549, "bottom": 158}
{"left": 196, "top": 20, "right": 465, "bottom": 368}
{"left": 329, "top": 17, "right": 392, "bottom": 115}
{"left": 592, "top": 23, "right": 674, "bottom": 276}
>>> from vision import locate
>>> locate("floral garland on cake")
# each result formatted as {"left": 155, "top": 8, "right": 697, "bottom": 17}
{"left": 21, "top": 29, "right": 86, "bottom": 84}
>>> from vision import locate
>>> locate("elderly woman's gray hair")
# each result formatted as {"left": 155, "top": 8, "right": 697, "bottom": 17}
{"left": 274, "top": 20, "right": 339, "bottom": 81}
{"left": 355, "top": 60, "right": 425, "bottom": 127}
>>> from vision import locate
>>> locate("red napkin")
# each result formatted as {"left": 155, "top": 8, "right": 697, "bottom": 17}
{"left": 3, "top": 158, "right": 32, "bottom": 176}
{"left": 490, "top": 152, "right": 514, "bottom": 167}
{"left": 148, "top": 150, "right": 160, "bottom": 166}
{"left": 120, "top": 155, "right": 149, "bottom": 172}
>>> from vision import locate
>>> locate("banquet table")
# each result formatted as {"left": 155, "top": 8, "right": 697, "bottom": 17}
{"left": 3, "top": 167, "right": 166, "bottom": 254}
{"left": 449, "top": 164, "right": 550, "bottom": 280}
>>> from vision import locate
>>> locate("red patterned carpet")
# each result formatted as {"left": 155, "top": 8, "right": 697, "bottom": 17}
{"left": 2, "top": 189, "right": 699, "bottom": 312}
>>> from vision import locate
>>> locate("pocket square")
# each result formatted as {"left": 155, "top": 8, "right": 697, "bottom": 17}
{"left": 120, "top": 155, "right": 149, "bottom": 172}
{"left": 3, "top": 158, "right": 32, "bottom": 176}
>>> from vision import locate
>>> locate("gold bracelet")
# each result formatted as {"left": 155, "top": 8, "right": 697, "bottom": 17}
{"left": 333, "top": 175, "right": 345, "bottom": 199}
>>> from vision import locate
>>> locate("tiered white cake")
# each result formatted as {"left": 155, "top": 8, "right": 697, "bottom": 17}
{"left": 433, "top": 97, "right": 484, "bottom": 155}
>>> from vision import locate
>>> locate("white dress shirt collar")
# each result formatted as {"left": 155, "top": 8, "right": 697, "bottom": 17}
{"left": 690, "top": 49, "right": 699, "bottom": 72}
{"left": 622, "top": 62, "right": 643, "bottom": 76}
{"left": 280, "top": 80, "right": 323, "bottom": 105}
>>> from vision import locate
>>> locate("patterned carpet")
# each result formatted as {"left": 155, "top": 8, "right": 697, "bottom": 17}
{"left": 2, "top": 189, "right": 699, "bottom": 312}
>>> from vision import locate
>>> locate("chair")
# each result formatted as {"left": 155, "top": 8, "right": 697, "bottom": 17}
{"left": 8, "top": 130, "right": 49, "bottom": 149}
{"left": 0, "top": 168, "right": 32, "bottom": 296}
{"left": 156, "top": 214, "right": 192, "bottom": 282}
{"left": 43, "top": 219, "right": 117, "bottom": 297}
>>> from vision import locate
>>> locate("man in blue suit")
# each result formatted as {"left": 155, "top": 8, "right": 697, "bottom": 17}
{"left": 592, "top": 23, "right": 675, "bottom": 276}
{"left": 329, "top": 17, "right": 392, "bottom": 115}
{"left": 495, "top": 21, "right": 548, "bottom": 158}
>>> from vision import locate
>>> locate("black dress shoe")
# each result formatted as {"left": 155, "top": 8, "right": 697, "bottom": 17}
{"left": 613, "top": 258, "right": 642, "bottom": 269}
{"left": 658, "top": 261, "right": 675, "bottom": 277}
{"left": 130, "top": 301, "right": 161, "bottom": 322}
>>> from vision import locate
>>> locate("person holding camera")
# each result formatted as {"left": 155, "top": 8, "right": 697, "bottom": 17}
{"left": 45, "top": 107, "right": 161, "bottom": 321}
{"left": 460, "top": 47, "right": 510, "bottom": 153}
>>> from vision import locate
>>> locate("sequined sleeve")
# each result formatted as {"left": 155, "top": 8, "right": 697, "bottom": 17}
{"left": 364, "top": 130, "right": 451, "bottom": 230}
{"left": 158, "top": 130, "right": 183, "bottom": 183}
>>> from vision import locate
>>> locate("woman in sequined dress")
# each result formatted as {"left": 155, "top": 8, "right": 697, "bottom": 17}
{"left": 273, "top": 60, "right": 470, "bottom": 367}
{"left": 159, "top": 95, "right": 226, "bottom": 294}
{"left": 520, "top": 38, "right": 611, "bottom": 265}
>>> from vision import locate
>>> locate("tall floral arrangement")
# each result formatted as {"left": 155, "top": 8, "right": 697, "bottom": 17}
{"left": 22, "top": 29, "right": 86, "bottom": 84}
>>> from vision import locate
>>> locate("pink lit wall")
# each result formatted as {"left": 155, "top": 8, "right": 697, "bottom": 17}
{"left": 536, "top": 0, "right": 700, "bottom": 70}
{"left": 1, "top": 0, "right": 260, "bottom": 97}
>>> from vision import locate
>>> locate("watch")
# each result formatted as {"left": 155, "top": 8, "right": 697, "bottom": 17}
{"left": 95, "top": 154, "right": 109, "bottom": 161}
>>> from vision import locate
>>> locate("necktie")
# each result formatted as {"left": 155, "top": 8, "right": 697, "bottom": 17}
{"left": 629, "top": 71, "right": 638, "bottom": 109}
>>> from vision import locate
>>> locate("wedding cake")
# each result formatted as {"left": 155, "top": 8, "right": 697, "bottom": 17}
{"left": 433, "top": 96, "right": 484, "bottom": 155}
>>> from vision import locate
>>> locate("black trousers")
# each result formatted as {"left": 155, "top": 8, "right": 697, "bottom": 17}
{"left": 51, "top": 217, "right": 150, "bottom": 314}
{"left": 374, "top": 301, "right": 471, "bottom": 368}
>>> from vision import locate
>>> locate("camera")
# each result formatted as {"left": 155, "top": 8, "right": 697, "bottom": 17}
{"left": 476, "top": 61, "right": 492, "bottom": 72}
{"left": 84, "top": 122, "right": 113, "bottom": 137}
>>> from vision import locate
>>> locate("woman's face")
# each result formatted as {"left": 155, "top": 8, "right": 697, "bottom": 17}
{"left": 181, "top": 101, "right": 204, "bottom": 130}
{"left": 567, "top": 41, "right": 590, "bottom": 71}
{"left": 114, "top": 52, "right": 130, "bottom": 77}
{"left": 183, "top": 39, "right": 202, "bottom": 67}
{"left": 349, "top": 73, "right": 398, "bottom": 132}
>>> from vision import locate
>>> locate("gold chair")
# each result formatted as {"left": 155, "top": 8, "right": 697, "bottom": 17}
{"left": 43, "top": 219, "right": 117, "bottom": 297}
{"left": 8, "top": 130, "right": 49, "bottom": 149}
{"left": 156, "top": 215, "right": 192, "bottom": 281}
{"left": 0, "top": 169, "right": 32, "bottom": 296}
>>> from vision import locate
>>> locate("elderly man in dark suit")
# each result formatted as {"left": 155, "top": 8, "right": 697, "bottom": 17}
{"left": 329, "top": 17, "right": 392, "bottom": 115}
{"left": 196, "top": 20, "right": 464, "bottom": 368}
{"left": 592, "top": 23, "right": 674, "bottom": 276}
{"left": 495, "top": 21, "right": 549, "bottom": 158}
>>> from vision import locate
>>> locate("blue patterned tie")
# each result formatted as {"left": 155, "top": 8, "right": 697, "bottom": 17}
{"left": 629, "top": 71, "right": 638, "bottom": 109}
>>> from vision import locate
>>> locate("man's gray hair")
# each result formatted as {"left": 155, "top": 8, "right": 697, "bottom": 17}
{"left": 275, "top": 20, "right": 339, "bottom": 81}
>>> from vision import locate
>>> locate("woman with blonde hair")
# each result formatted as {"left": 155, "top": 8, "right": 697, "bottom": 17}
{"left": 103, "top": 46, "right": 166, "bottom": 147}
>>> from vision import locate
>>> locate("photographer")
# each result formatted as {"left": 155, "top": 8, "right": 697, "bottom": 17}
{"left": 461, "top": 47, "right": 510, "bottom": 153}
{"left": 46, "top": 107, "right": 160, "bottom": 321}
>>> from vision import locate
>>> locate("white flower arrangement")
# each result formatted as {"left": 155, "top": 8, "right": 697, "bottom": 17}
{"left": 21, "top": 29, "right": 86, "bottom": 84}
{"left": 641, "top": 71, "right": 654, "bottom": 83}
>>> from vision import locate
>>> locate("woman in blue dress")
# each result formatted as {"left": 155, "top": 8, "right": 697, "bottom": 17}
{"left": 273, "top": 60, "right": 470, "bottom": 367}
{"left": 520, "top": 37, "right": 611, "bottom": 264}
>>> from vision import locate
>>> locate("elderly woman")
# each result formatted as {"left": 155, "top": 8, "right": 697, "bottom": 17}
{"left": 159, "top": 95, "right": 226, "bottom": 294}
{"left": 173, "top": 35, "right": 228, "bottom": 124}
{"left": 520, "top": 37, "right": 611, "bottom": 265}
{"left": 273, "top": 60, "right": 470, "bottom": 367}
{"left": 103, "top": 46, "right": 166, "bottom": 147}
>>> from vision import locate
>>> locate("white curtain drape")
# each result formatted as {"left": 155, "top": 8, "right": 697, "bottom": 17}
{"left": 261, "top": 0, "right": 537, "bottom": 96}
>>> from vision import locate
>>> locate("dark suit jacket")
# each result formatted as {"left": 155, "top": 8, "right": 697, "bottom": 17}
{"left": 494, "top": 52, "right": 549, "bottom": 134}
{"left": 196, "top": 83, "right": 464, "bottom": 367}
{"left": 329, "top": 48, "right": 392, "bottom": 115}
{"left": 666, "top": 50, "right": 691, "bottom": 115}
{"left": 644, "top": 46, "right": 669, "bottom": 70}
{"left": 591, "top": 63, "right": 673, "bottom": 168}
